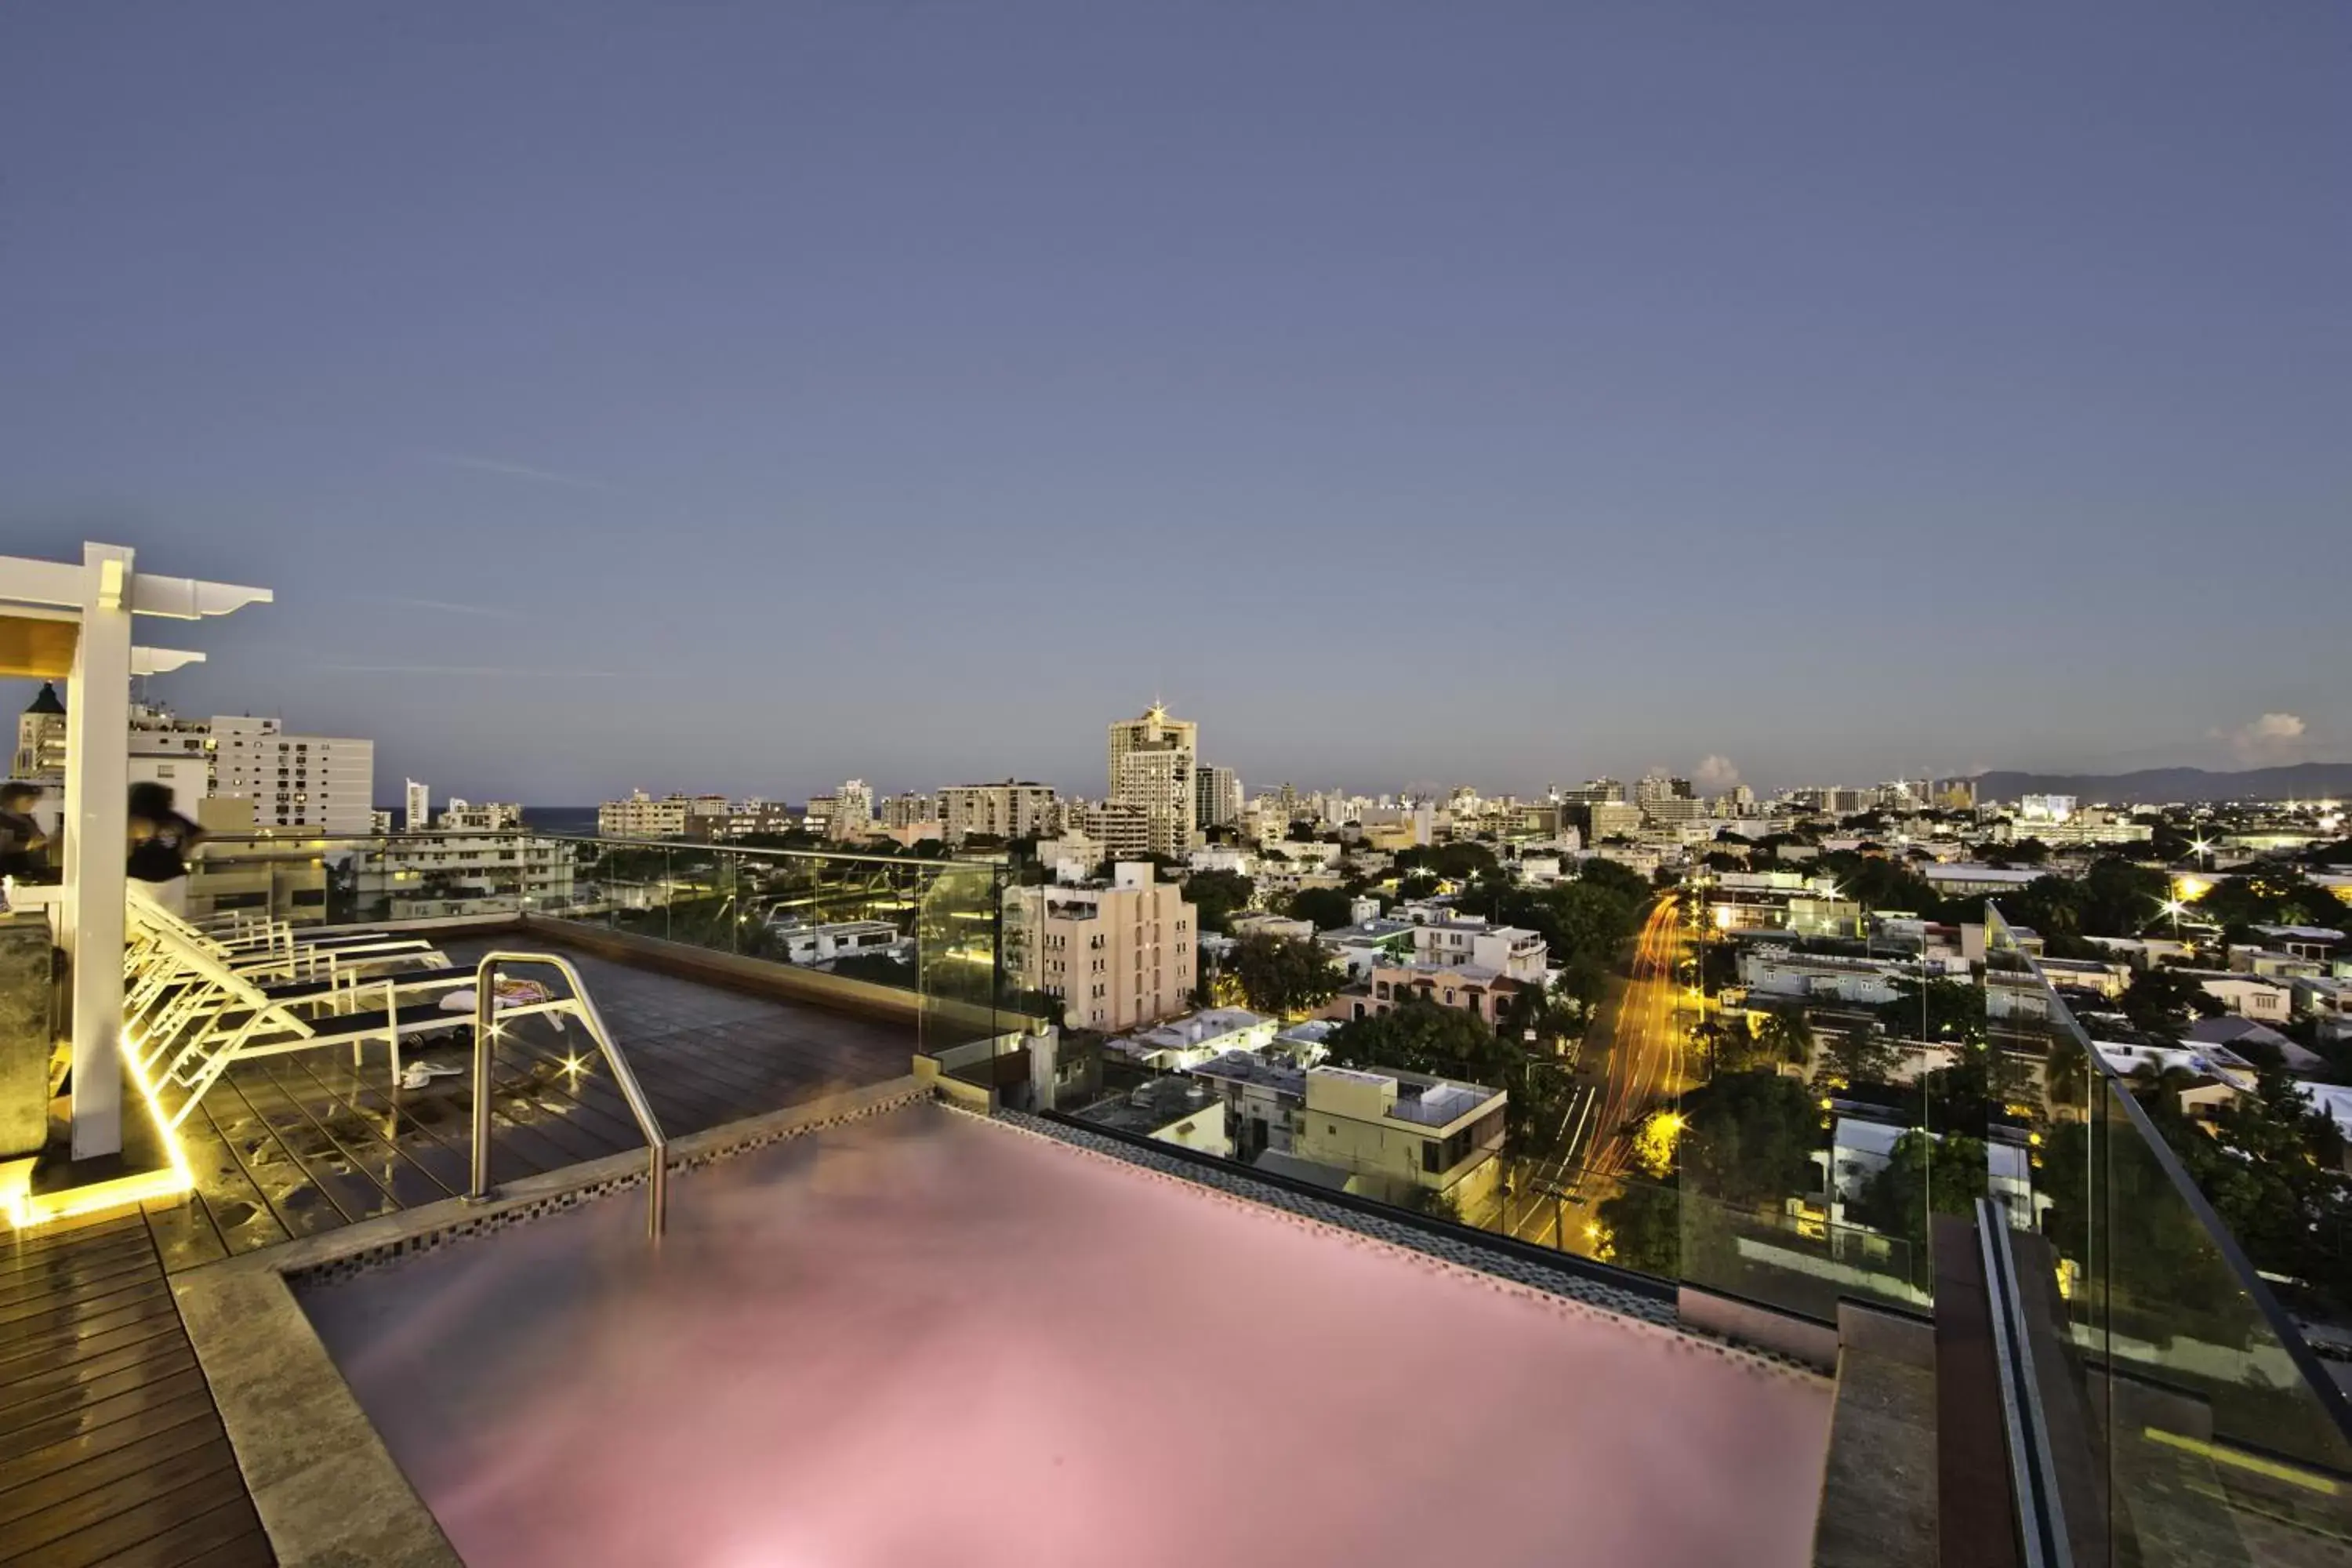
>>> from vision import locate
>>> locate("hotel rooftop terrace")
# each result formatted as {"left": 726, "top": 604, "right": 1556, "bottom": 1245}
{"left": 5, "top": 542, "right": 2352, "bottom": 1566}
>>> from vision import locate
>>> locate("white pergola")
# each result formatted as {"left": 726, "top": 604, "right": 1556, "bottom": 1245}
{"left": 1, "top": 543, "right": 270, "bottom": 1160}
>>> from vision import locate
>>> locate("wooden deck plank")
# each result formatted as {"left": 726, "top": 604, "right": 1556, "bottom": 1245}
{"left": 246, "top": 1060, "right": 454, "bottom": 1211}
{"left": 101, "top": 1516, "right": 274, "bottom": 1568}
{"left": 0, "top": 1391, "right": 220, "bottom": 1497}
{"left": 163, "top": 1115, "right": 291, "bottom": 1261}
{"left": 0, "top": 1410, "right": 221, "bottom": 1531}
{"left": 0, "top": 1436, "right": 240, "bottom": 1560}
{"left": 0, "top": 1252, "right": 159, "bottom": 1316}
{"left": 0, "top": 1367, "right": 212, "bottom": 1471}
{"left": 211, "top": 1077, "right": 398, "bottom": 1230}
{"left": 0, "top": 1280, "right": 171, "bottom": 1345}
{"left": 0, "top": 1309, "right": 183, "bottom": 1388}
{"left": 0, "top": 1465, "right": 257, "bottom": 1567}
{"left": 0, "top": 1338, "right": 197, "bottom": 1429}
{"left": 140, "top": 1200, "right": 225, "bottom": 1277}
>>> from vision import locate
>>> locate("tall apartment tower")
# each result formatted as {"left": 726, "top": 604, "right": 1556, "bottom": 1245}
{"left": 13, "top": 684, "right": 67, "bottom": 779}
{"left": 1107, "top": 703, "right": 1198, "bottom": 857}
{"left": 1194, "top": 764, "right": 1243, "bottom": 831}
{"left": 405, "top": 779, "right": 430, "bottom": 833}
{"left": 829, "top": 779, "right": 875, "bottom": 840}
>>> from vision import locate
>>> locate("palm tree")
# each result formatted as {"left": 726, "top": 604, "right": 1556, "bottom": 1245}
{"left": 1760, "top": 1011, "right": 1816, "bottom": 1075}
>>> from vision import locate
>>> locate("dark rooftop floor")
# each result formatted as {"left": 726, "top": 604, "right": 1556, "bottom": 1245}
{"left": 152, "top": 933, "right": 922, "bottom": 1271}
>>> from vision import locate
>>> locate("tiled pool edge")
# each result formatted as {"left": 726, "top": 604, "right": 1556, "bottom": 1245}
{"left": 994, "top": 1107, "right": 1833, "bottom": 1384}
{"left": 171, "top": 1074, "right": 927, "bottom": 1568}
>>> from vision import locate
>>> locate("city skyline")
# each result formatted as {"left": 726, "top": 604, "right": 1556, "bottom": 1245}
{"left": 5, "top": 6, "right": 2346, "bottom": 800}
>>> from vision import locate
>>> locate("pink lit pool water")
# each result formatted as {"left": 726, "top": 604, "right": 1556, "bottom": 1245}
{"left": 303, "top": 1105, "right": 1831, "bottom": 1566}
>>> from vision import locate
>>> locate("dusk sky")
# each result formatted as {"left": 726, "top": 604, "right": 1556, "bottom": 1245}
{"left": 4, "top": 5, "right": 2345, "bottom": 804}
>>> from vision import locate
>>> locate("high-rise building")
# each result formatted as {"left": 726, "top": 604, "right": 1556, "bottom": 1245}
{"left": 937, "top": 780, "right": 1058, "bottom": 843}
{"left": 880, "top": 792, "right": 938, "bottom": 829}
{"left": 1107, "top": 703, "right": 1197, "bottom": 856}
{"left": 1634, "top": 771, "right": 1693, "bottom": 808}
{"left": 13, "top": 683, "right": 66, "bottom": 779}
{"left": 829, "top": 779, "right": 875, "bottom": 840}
{"left": 405, "top": 779, "right": 430, "bottom": 833}
{"left": 1563, "top": 779, "right": 1625, "bottom": 806}
{"left": 121, "top": 705, "right": 376, "bottom": 833}
{"left": 1194, "top": 764, "right": 1243, "bottom": 831}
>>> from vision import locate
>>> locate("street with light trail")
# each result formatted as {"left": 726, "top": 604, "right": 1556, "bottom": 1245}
{"left": 1501, "top": 893, "right": 1704, "bottom": 1248}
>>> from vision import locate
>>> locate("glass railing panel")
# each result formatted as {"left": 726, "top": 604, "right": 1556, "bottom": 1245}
{"left": 1985, "top": 900, "right": 2352, "bottom": 1564}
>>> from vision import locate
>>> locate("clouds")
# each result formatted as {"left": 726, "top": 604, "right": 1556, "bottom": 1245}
{"left": 2216, "top": 712, "right": 2308, "bottom": 767}
{"left": 1692, "top": 754, "right": 1741, "bottom": 795}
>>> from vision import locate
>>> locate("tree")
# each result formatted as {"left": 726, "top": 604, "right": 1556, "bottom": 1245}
{"left": 1577, "top": 857, "right": 1650, "bottom": 905}
{"left": 1678, "top": 1071, "right": 1822, "bottom": 1209}
{"left": 1875, "top": 979, "right": 1986, "bottom": 1046}
{"left": 1814, "top": 1024, "right": 1903, "bottom": 1091}
{"left": 2199, "top": 870, "right": 2347, "bottom": 940}
{"left": 1182, "top": 869, "right": 1255, "bottom": 934}
{"left": 1810, "top": 849, "right": 1938, "bottom": 914}
{"left": 1722, "top": 1011, "right": 1813, "bottom": 1075}
{"left": 1849, "top": 1131, "right": 1987, "bottom": 1248}
{"left": 1229, "top": 933, "right": 1341, "bottom": 1017}
{"left": 2121, "top": 966, "right": 2223, "bottom": 1034}
{"left": 1396, "top": 872, "right": 1442, "bottom": 902}
{"left": 1436, "top": 840, "right": 1501, "bottom": 880}
{"left": 1596, "top": 1181, "right": 1680, "bottom": 1276}
{"left": 1286, "top": 886, "right": 1359, "bottom": 931}
{"left": 1327, "top": 996, "right": 1505, "bottom": 1077}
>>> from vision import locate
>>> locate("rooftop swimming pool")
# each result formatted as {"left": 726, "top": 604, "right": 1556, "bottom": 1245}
{"left": 301, "top": 1103, "right": 1831, "bottom": 1566}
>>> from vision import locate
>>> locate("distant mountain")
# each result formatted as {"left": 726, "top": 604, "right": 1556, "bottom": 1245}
{"left": 1972, "top": 763, "right": 2352, "bottom": 805}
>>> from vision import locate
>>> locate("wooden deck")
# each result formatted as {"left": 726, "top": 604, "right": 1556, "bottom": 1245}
{"left": 155, "top": 936, "right": 920, "bottom": 1269}
{"left": 2, "top": 932, "right": 924, "bottom": 1565}
{"left": 0, "top": 1210, "right": 270, "bottom": 1567}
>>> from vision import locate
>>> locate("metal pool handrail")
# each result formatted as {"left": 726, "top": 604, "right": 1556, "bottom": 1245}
{"left": 466, "top": 951, "right": 670, "bottom": 1240}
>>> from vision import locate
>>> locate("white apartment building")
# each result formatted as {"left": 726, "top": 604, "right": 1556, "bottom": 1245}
{"left": 13, "top": 684, "right": 66, "bottom": 779}
{"left": 438, "top": 798, "right": 524, "bottom": 830}
{"left": 127, "top": 707, "right": 376, "bottom": 833}
{"left": 353, "top": 831, "right": 575, "bottom": 922}
{"left": 762, "top": 918, "right": 909, "bottom": 968}
{"left": 405, "top": 779, "right": 430, "bottom": 833}
{"left": 598, "top": 790, "right": 693, "bottom": 839}
{"left": 1105, "top": 1007, "right": 1276, "bottom": 1071}
{"left": 1004, "top": 861, "right": 1197, "bottom": 1033}
{"left": 937, "top": 780, "right": 1058, "bottom": 842}
{"left": 1408, "top": 917, "right": 1549, "bottom": 982}
{"left": 1108, "top": 703, "right": 1197, "bottom": 858}
{"left": 829, "top": 779, "right": 875, "bottom": 840}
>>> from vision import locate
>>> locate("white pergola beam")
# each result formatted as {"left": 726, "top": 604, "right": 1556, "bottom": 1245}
{"left": 130, "top": 648, "right": 205, "bottom": 677}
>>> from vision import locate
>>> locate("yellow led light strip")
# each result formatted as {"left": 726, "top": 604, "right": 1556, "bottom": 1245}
{"left": 4, "top": 1027, "right": 195, "bottom": 1231}
{"left": 2144, "top": 1428, "right": 2342, "bottom": 1496}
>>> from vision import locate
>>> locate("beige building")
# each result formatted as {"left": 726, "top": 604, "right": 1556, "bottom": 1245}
{"left": 598, "top": 789, "right": 694, "bottom": 839}
{"left": 1080, "top": 800, "right": 1151, "bottom": 862}
{"left": 1005, "top": 861, "right": 1196, "bottom": 1033}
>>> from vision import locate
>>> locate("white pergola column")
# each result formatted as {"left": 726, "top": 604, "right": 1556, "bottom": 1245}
{"left": 62, "top": 544, "right": 135, "bottom": 1158}
{"left": 0, "top": 542, "right": 270, "bottom": 1163}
